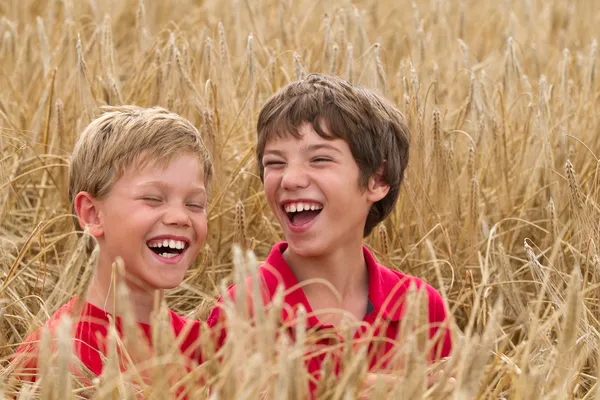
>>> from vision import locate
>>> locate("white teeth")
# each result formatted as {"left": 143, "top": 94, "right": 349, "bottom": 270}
{"left": 148, "top": 239, "right": 187, "bottom": 250}
{"left": 159, "top": 252, "right": 176, "bottom": 259}
{"left": 284, "top": 202, "right": 323, "bottom": 213}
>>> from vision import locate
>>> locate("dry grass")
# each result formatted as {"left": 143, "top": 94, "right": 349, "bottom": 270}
{"left": 1, "top": 0, "right": 600, "bottom": 398}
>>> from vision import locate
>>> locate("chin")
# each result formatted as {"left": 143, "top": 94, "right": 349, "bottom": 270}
{"left": 158, "top": 284, "right": 180, "bottom": 290}
{"left": 143, "top": 272, "right": 187, "bottom": 291}
{"left": 150, "top": 280, "right": 182, "bottom": 291}
{"left": 287, "top": 239, "right": 327, "bottom": 258}
{"left": 159, "top": 274, "right": 187, "bottom": 289}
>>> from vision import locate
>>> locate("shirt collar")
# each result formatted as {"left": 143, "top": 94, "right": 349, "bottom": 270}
{"left": 260, "top": 242, "right": 410, "bottom": 327}
{"left": 362, "top": 247, "right": 413, "bottom": 322}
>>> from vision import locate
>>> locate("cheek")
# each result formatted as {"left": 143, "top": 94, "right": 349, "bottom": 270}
{"left": 263, "top": 172, "right": 280, "bottom": 196}
{"left": 129, "top": 208, "right": 159, "bottom": 229}
{"left": 101, "top": 207, "right": 127, "bottom": 234}
{"left": 192, "top": 214, "right": 208, "bottom": 243}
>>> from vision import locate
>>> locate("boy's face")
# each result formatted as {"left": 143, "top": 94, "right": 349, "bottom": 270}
{"left": 262, "top": 123, "right": 388, "bottom": 258}
{"left": 93, "top": 153, "right": 208, "bottom": 291}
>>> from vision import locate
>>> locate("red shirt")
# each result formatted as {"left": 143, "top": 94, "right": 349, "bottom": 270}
{"left": 207, "top": 242, "right": 452, "bottom": 386}
{"left": 13, "top": 297, "right": 202, "bottom": 382}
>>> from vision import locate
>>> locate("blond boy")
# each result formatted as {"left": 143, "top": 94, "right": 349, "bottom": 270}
{"left": 13, "top": 106, "right": 211, "bottom": 381}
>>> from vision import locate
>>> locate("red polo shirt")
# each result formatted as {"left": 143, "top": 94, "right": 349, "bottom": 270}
{"left": 207, "top": 242, "right": 452, "bottom": 385}
{"left": 13, "top": 296, "right": 202, "bottom": 383}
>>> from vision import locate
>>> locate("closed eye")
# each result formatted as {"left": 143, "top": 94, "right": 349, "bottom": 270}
{"left": 264, "top": 161, "right": 285, "bottom": 167}
{"left": 187, "top": 202, "right": 206, "bottom": 210}
{"left": 312, "top": 157, "right": 332, "bottom": 163}
{"left": 142, "top": 196, "right": 162, "bottom": 203}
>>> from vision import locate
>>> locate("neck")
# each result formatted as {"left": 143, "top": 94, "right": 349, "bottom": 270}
{"left": 85, "top": 253, "right": 161, "bottom": 324}
{"left": 284, "top": 236, "right": 369, "bottom": 313}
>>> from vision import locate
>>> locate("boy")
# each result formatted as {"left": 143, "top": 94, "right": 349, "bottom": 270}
{"left": 13, "top": 106, "right": 212, "bottom": 382}
{"left": 207, "top": 74, "right": 452, "bottom": 389}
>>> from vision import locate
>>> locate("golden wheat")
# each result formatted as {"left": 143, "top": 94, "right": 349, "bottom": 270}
{"left": 1, "top": 0, "right": 600, "bottom": 398}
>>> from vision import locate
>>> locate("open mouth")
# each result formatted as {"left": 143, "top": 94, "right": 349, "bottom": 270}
{"left": 282, "top": 201, "right": 323, "bottom": 227}
{"left": 147, "top": 238, "right": 189, "bottom": 259}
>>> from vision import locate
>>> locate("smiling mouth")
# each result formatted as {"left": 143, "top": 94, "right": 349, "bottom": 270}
{"left": 282, "top": 201, "right": 323, "bottom": 227}
{"left": 147, "top": 239, "right": 189, "bottom": 259}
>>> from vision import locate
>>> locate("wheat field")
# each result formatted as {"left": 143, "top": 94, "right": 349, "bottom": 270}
{"left": 0, "top": 0, "right": 599, "bottom": 398}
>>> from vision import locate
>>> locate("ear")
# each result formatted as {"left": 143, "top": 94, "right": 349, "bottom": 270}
{"left": 366, "top": 163, "right": 390, "bottom": 203}
{"left": 74, "top": 192, "right": 104, "bottom": 238}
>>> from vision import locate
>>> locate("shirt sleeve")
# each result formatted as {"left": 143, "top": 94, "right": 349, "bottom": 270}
{"left": 426, "top": 284, "right": 453, "bottom": 360}
{"left": 206, "top": 287, "right": 236, "bottom": 351}
{"left": 11, "top": 332, "right": 41, "bottom": 383}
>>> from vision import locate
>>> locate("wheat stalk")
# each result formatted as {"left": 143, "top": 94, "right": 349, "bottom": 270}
{"left": 373, "top": 43, "right": 386, "bottom": 94}
{"left": 345, "top": 43, "right": 353, "bottom": 83}
{"left": 1, "top": 1, "right": 600, "bottom": 398}
{"left": 293, "top": 52, "right": 305, "bottom": 80}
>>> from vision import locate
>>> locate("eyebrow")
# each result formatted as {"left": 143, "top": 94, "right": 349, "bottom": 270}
{"left": 137, "top": 181, "right": 207, "bottom": 194}
{"left": 263, "top": 144, "right": 341, "bottom": 156}
{"left": 304, "top": 144, "right": 342, "bottom": 154}
{"left": 262, "top": 149, "right": 284, "bottom": 157}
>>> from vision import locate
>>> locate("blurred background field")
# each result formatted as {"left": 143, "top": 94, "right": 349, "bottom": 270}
{"left": 1, "top": 0, "right": 600, "bottom": 398}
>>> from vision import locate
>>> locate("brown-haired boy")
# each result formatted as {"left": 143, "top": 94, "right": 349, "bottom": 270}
{"left": 13, "top": 106, "right": 212, "bottom": 382}
{"left": 207, "top": 74, "right": 452, "bottom": 390}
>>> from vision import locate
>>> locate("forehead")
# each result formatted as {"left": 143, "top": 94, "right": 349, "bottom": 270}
{"left": 121, "top": 152, "right": 206, "bottom": 184}
{"left": 263, "top": 123, "right": 346, "bottom": 151}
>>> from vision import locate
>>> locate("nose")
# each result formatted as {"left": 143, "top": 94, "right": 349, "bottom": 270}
{"left": 280, "top": 163, "right": 310, "bottom": 191}
{"left": 162, "top": 203, "right": 191, "bottom": 227}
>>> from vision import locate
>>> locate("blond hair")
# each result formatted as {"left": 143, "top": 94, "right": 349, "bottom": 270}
{"left": 69, "top": 105, "right": 213, "bottom": 231}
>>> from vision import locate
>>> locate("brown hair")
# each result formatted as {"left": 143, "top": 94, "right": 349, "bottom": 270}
{"left": 256, "top": 73, "right": 410, "bottom": 237}
{"left": 69, "top": 105, "right": 213, "bottom": 231}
